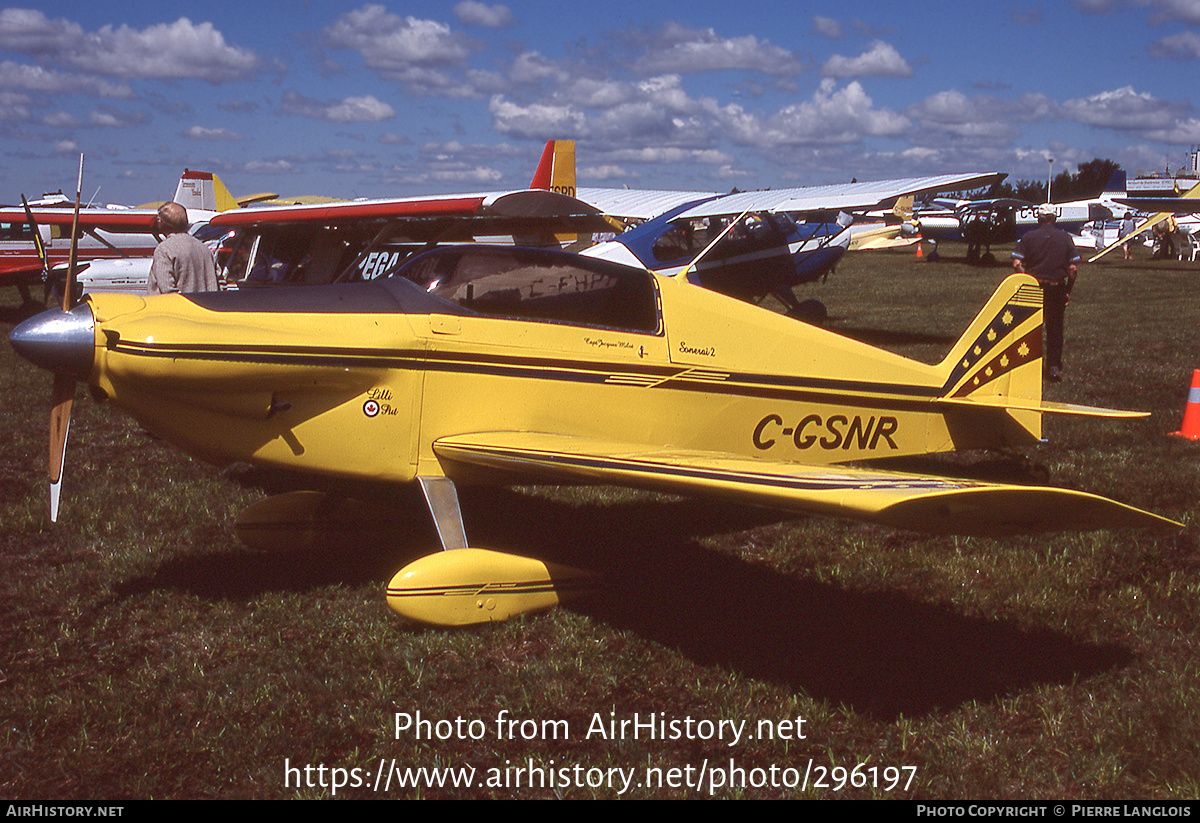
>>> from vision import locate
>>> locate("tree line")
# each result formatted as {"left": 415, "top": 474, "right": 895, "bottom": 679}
{"left": 962, "top": 158, "right": 1122, "bottom": 204}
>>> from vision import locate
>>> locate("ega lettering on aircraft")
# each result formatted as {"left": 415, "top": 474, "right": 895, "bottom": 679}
{"left": 9, "top": 177, "right": 1181, "bottom": 628}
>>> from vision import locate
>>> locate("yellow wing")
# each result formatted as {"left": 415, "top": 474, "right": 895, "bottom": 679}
{"left": 433, "top": 432, "right": 1178, "bottom": 536}
{"left": 1091, "top": 179, "right": 1200, "bottom": 262}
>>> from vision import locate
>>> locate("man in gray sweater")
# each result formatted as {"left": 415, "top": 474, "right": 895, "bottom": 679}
{"left": 148, "top": 201, "right": 217, "bottom": 295}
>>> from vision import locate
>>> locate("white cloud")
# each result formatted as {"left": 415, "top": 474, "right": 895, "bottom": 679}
{"left": 1148, "top": 30, "right": 1200, "bottom": 59}
{"left": 724, "top": 79, "right": 910, "bottom": 147}
{"left": 453, "top": 2, "right": 513, "bottom": 28}
{"left": 0, "top": 9, "right": 259, "bottom": 82}
{"left": 87, "top": 108, "right": 145, "bottom": 128}
{"left": 1142, "top": 0, "right": 1200, "bottom": 25}
{"left": 280, "top": 91, "right": 395, "bottom": 123}
{"left": 378, "top": 132, "right": 414, "bottom": 146}
{"left": 1061, "top": 86, "right": 1182, "bottom": 130}
{"left": 240, "top": 159, "right": 296, "bottom": 175}
{"left": 579, "top": 164, "right": 630, "bottom": 180}
{"left": 325, "top": 6, "right": 473, "bottom": 72}
{"left": 636, "top": 23, "right": 805, "bottom": 76}
{"left": 0, "top": 8, "right": 83, "bottom": 56}
{"left": 812, "top": 16, "right": 844, "bottom": 38}
{"left": 604, "top": 147, "right": 732, "bottom": 165}
{"left": 821, "top": 41, "right": 912, "bottom": 78}
{"left": 326, "top": 95, "right": 396, "bottom": 123}
{"left": 509, "top": 51, "right": 570, "bottom": 85}
{"left": 0, "top": 61, "right": 134, "bottom": 98}
{"left": 0, "top": 91, "right": 32, "bottom": 120}
{"left": 184, "top": 126, "right": 245, "bottom": 141}
{"left": 432, "top": 166, "right": 504, "bottom": 183}
{"left": 906, "top": 89, "right": 1058, "bottom": 141}
{"left": 1141, "top": 118, "right": 1200, "bottom": 144}
{"left": 489, "top": 95, "right": 586, "bottom": 138}
{"left": 42, "top": 110, "right": 78, "bottom": 127}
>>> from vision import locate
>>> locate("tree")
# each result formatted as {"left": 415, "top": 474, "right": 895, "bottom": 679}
{"left": 955, "top": 158, "right": 1121, "bottom": 204}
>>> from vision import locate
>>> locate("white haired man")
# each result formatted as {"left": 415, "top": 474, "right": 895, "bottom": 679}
{"left": 148, "top": 201, "right": 217, "bottom": 295}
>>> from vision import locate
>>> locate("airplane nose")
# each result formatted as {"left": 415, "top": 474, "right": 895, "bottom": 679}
{"left": 10, "top": 304, "right": 96, "bottom": 380}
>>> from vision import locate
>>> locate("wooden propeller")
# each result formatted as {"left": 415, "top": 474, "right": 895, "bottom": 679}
{"left": 48, "top": 154, "right": 83, "bottom": 522}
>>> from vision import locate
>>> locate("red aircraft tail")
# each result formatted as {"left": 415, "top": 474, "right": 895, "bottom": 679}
{"left": 529, "top": 140, "right": 576, "bottom": 197}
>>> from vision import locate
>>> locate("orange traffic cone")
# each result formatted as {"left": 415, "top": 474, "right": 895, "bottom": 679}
{"left": 1172, "top": 369, "right": 1200, "bottom": 440}
{"left": 916, "top": 241, "right": 923, "bottom": 258}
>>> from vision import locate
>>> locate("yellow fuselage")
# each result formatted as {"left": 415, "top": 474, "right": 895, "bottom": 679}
{"left": 82, "top": 264, "right": 1041, "bottom": 490}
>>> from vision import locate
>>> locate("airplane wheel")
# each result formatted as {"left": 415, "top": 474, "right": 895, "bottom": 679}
{"left": 787, "top": 299, "right": 827, "bottom": 325}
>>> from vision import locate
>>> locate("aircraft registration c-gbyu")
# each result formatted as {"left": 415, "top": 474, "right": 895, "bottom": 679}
{"left": 10, "top": 241, "right": 1180, "bottom": 627}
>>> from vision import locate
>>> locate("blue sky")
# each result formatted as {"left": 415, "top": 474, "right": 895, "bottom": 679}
{"left": 1, "top": 1, "right": 1199, "bottom": 205}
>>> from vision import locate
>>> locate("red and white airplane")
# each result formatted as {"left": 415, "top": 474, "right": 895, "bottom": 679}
{"left": 0, "top": 170, "right": 238, "bottom": 302}
{"left": 77, "top": 143, "right": 611, "bottom": 295}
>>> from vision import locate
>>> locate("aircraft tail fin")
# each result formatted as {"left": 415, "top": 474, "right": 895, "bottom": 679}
{"left": 1103, "top": 169, "right": 1127, "bottom": 196}
{"left": 933, "top": 275, "right": 1146, "bottom": 441}
{"left": 935, "top": 274, "right": 1046, "bottom": 439}
{"left": 530, "top": 140, "right": 576, "bottom": 196}
{"left": 172, "top": 170, "right": 239, "bottom": 214}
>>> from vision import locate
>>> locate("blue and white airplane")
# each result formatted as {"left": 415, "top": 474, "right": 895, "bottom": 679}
{"left": 557, "top": 142, "right": 1004, "bottom": 318}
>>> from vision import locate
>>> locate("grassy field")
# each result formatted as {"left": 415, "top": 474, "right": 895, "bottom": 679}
{"left": 1, "top": 243, "right": 1197, "bottom": 799}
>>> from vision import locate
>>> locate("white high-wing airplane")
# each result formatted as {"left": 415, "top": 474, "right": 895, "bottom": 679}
{"left": 550, "top": 140, "right": 1004, "bottom": 317}
{"left": 917, "top": 171, "right": 1131, "bottom": 260}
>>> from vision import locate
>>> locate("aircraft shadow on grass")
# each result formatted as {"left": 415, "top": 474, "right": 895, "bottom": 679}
{"left": 113, "top": 482, "right": 1132, "bottom": 720}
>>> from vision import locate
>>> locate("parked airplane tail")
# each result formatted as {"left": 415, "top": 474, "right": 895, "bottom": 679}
{"left": 936, "top": 274, "right": 1044, "bottom": 434}
{"left": 1102, "top": 169, "right": 1127, "bottom": 196}
{"left": 530, "top": 140, "right": 576, "bottom": 197}
{"left": 933, "top": 274, "right": 1146, "bottom": 446}
{"left": 172, "top": 169, "right": 238, "bottom": 213}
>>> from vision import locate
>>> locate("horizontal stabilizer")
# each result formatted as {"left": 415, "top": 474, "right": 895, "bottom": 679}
{"left": 936, "top": 395, "right": 1149, "bottom": 418}
{"left": 434, "top": 432, "right": 1179, "bottom": 536}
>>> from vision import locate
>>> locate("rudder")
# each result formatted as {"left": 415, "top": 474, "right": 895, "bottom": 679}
{"left": 937, "top": 274, "right": 1044, "bottom": 443}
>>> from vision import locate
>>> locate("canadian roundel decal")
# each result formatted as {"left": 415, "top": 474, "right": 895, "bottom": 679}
{"left": 363, "top": 399, "right": 380, "bottom": 417}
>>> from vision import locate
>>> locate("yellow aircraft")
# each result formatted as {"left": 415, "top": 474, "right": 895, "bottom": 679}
{"left": 846, "top": 197, "right": 921, "bottom": 251}
{"left": 10, "top": 244, "right": 1178, "bottom": 626}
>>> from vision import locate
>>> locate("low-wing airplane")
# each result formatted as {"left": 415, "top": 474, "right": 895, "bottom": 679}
{"left": 10, "top": 243, "right": 1178, "bottom": 627}
{"left": 0, "top": 170, "right": 236, "bottom": 302}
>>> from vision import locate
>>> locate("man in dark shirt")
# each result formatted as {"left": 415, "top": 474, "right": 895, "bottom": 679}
{"left": 1011, "top": 203, "right": 1079, "bottom": 382}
